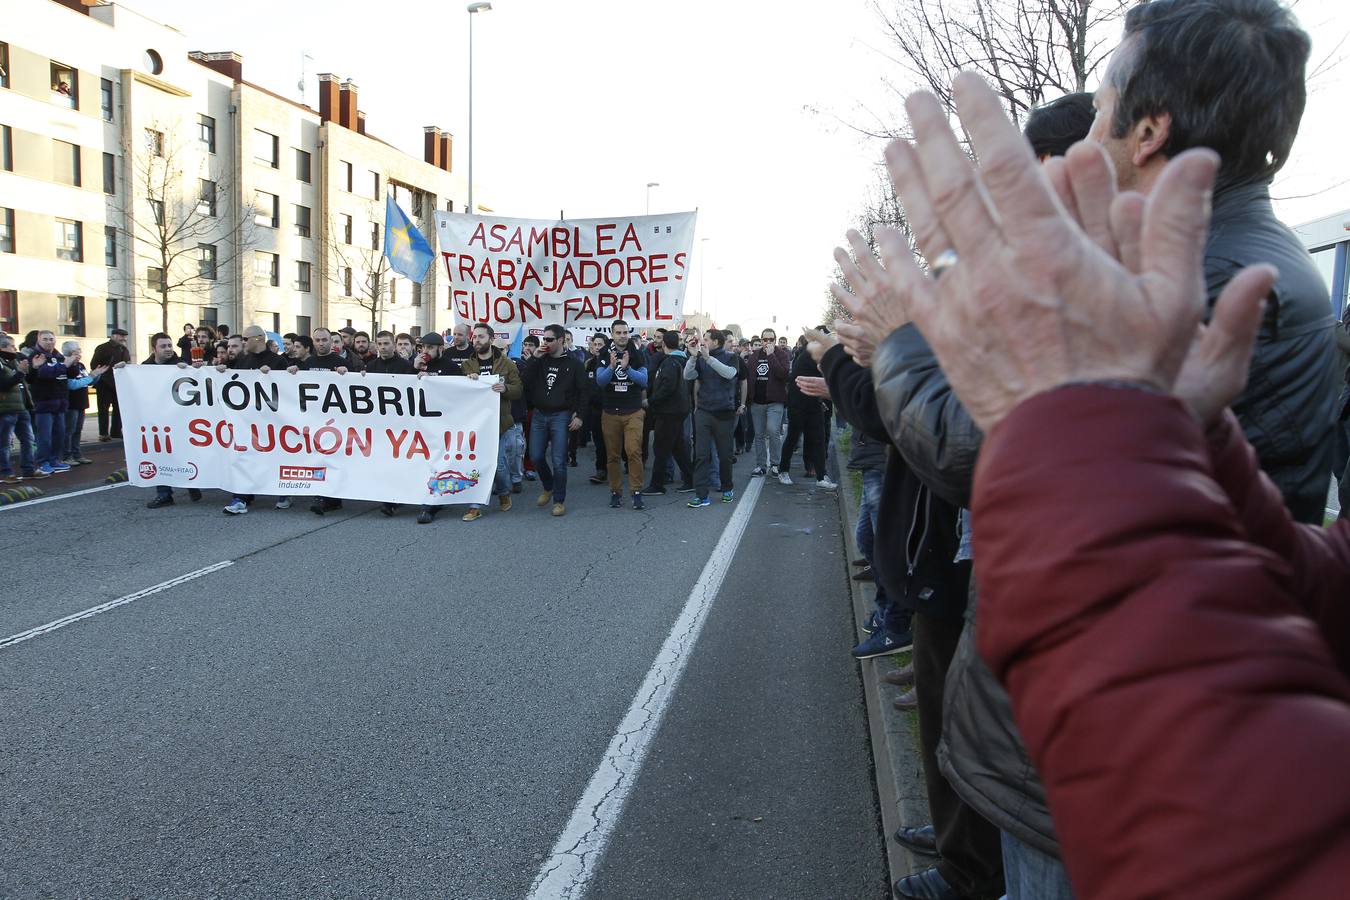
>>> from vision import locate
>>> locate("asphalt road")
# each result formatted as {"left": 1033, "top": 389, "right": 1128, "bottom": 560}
{"left": 0, "top": 452, "right": 884, "bottom": 899}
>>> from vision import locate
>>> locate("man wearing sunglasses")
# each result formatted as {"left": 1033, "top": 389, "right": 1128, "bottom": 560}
{"left": 523, "top": 324, "right": 587, "bottom": 516}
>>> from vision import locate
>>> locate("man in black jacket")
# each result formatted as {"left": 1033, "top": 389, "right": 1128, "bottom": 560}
{"left": 118, "top": 334, "right": 202, "bottom": 509}
{"left": 524, "top": 324, "right": 587, "bottom": 516}
{"left": 642, "top": 331, "right": 694, "bottom": 495}
{"left": 89, "top": 328, "right": 130, "bottom": 441}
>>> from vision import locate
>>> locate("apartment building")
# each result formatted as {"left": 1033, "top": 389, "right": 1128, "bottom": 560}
{"left": 1294, "top": 208, "right": 1350, "bottom": 319}
{"left": 0, "top": 0, "right": 473, "bottom": 358}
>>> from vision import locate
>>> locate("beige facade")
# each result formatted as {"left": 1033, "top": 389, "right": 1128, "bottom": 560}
{"left": 0, "top": 0, "right": 473, "bottom": 359}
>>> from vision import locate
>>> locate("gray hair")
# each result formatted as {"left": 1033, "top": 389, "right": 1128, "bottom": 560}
{"left": 61, "top": 340, "right": 81, "bottom": 355}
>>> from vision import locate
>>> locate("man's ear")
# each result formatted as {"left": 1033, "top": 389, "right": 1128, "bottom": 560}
{"left": 1132, "top": 111, "right": 1172, "bottom": 168}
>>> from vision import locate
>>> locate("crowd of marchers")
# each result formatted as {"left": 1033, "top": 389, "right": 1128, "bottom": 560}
{"left": 0, "top": 318, "right": 848, "bottom": 522}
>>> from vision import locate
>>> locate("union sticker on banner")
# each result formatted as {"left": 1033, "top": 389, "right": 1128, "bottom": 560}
{"left": 116, "top": 366, "right": 501, "bottom": 506}
{"left": 433, "top": 211, "right": 697, "bottom": 338}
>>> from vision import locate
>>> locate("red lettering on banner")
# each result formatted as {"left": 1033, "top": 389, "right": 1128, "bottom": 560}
{"left": 387, "top": 428, "right": 409, "bottom": 457}
{"left": 468, "top": 222, "right": 488, "bottom": 248}
{"left": 407, "top": 431, "right": 430, "bottom": 460}
{"left": 189, "top": 418, "right": 211, "bottom": 447}
{"left": 619, "top": 294, "right": 640, "bottom": 321}
{"left": 647, "top": 254, "right": 668, "bottom": 283}
{"left": 457, "top": 254, "right": 477, "bottom": 282}
{"left": 618, "top": 224, "right": 641, "bottom": 253}
{"left": 596, "top": 223, "right": 616, "bottom": 255}
{"left": 673, "top": 252, "right": 687, "bottom": 281}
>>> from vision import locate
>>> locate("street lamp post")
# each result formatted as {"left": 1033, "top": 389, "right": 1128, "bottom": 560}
{"left": 467, "top": 2, "right": 492, "bottom": 214}
{"left": 646, "top": 182, "right": 659, "bottom": 215}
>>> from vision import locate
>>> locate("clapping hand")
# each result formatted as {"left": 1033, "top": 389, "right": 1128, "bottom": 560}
{"left": 829, "top": 230, "right": 912, "bottom": 367}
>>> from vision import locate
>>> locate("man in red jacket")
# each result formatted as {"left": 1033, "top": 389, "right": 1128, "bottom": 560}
{"left": 869, "top": 70, "right": 1350, "bottom": 899}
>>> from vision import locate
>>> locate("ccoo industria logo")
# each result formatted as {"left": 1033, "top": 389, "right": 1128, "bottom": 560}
{"left": 279, "top": 466, "right": 327, "bottom": 481}
{"left": 427, "top": 469, "right": 480, "bottom": 496}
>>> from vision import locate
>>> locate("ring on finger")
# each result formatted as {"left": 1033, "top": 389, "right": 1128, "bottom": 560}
{"left": 930, "top": 249, "right": 959, "bottom": 281}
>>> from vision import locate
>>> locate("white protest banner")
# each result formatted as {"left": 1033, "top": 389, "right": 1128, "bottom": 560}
{"left": 117, "top": 366, "right": 501, "bottom": 506}
{"left": 433, "top": 211, "right": 698, "bottom": 340}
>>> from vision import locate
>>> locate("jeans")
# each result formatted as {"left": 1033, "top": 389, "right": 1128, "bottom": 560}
{"left": 96, "top": 385, "right": 121, "bottom": 438}
{"left": 857, "top": 468, "right": 883, "bottom": 561}
{"left": 602, "top": 409, "right": 645, "bottom": 494}
{"left": 529, "top": 410, "right": 572, "bottom": 502}
{"left": 694, "top": 409, "right": 735, "bottom": 498}
{"left": 470, "top": 432, "right": 512, "bottom": 508}
{"left": 0, "top": 411, "right": 37, "bottom": 476}
{"left": 750, "top": 402, "right": 785, "bottom": 469}
{"left": 32, "top": 405, "right": 68, "bottom": 468}
{"left": 650, "top": 412, "right": 693, "bottom": 489}
{"left": 504, "top": 422, "right": 525, "bottom": 484}
{"left": 64, "top": 408, "right": 86, "bottom": 459}
{"left": 1000, "top": 831, "right": 1074, "bottom": 900}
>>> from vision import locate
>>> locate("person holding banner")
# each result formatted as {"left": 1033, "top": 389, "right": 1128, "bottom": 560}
{"left": 118, "top": 334, "right": 201, "bottom": 509}
{"left": 596, "top": 320, "right": 649, "bottom": 510}
{"left": 458, "top": 323, "right": 523, "bottom": 522}
{"left": 523, "top": 324, "right": 587, "bottom": 517}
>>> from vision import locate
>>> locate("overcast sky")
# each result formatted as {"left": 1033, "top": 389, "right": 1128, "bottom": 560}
{"left": 128, "top": 0, "right": 1350, "bottom": 335}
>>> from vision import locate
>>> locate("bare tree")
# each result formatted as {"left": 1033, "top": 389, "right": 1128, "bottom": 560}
{"left": 117, "top": 120, "right": 256, "bottom": 333}
{"left": 823, "top": 166, "right": 914, "bottom": 324}
{"left": 326, "top": 207, "right": 392, "bottom": 336}
{"left": 872, "top": 0, "right": 1136, "bottom": 130}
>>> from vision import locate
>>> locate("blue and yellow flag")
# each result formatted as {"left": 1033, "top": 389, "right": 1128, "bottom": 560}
{"left": 383, "top": 194, "right": 434, "bottom": 283}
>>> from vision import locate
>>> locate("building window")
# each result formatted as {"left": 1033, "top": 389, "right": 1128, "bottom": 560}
{"left": 369, "top": 170, "right": 380, "bottom": 199}
{"left": 199, "top": 114, "right": 216, "bottom": 153}
{"left": 106, "top": 298, "right": 122, "bottom": 336}
{"left": 198, "top": 179, "right": 217, "bottom": 216}
{"left": 149, "top": 198, "right": 164, "bottom": 226}
{"left": 296, "top": 314, "right": 311, "bottom": 336}
{"left": 54, "top": 140, "right": 81, "bottom": 186}
{"left": 370, "top": 221, "right": 379, "bottom": 250}
{"left": 342, "top": 266, "right": 352, "bottom": 295}
{"left": 58, "top": 295, "right": 85, "bottom": 336}
{"left": 254, "top": 129, "right": 278, "bottom": 167}
{"left": 199, "top": 306, "right": 218, "bottom": 330}
{"left": 255, "top": 251, "right": 279, "bottom": 286}
{"left": 295, "top": 148, "right": 311, "bottom": 183}
{"left": 341, "top": 213, "right": 353, "bottom": 244}
{"left": 0, "top": 290, "right": 16, "bottom": 333}
{"left": 294, "top": 204, "right": 311, "bottom": 238}
{"left": 0, "top": 208, "right": 12, "bottom": 254}
{"left": 104, "top": 226, "right": 116, "bottom": 267}
{"left": 55, "top": 219, "right": 83, "bottom": 262}
{"left": 144, "top": 128, "right": 163, "bottom": 157}
{"left": 198, "top": 243, "right": 217, "bottom": 280}
{"left": 341, "top": 160, "right": 353, "bottom": 192}
{"left": 2, "top": 125, "right": 11, "bottom": 171}
{"left": 0, "top": 43, "right": 9, "bottom": 90}
{"left": 147, "top": 266, "right": 164, "bottom": 293}
{"left": 296, "top": 260, "right": 312, "bottom": 292}
{"left": 271, "top": 311, "right": 281, "bottom": 333}
{"left": 412, "top": 190, "right": 424, "bottom": 218}
{"left": 51, "top": 62, "right": 77, "bottom": 108}
{"left": 254, "top": 191, "right": 279, "bottom": 228}
{"left": 143, "top": 49, "right": 163, "bottom": 76}
{"left": 409, "top": 325, "right": 422, "bottom": 339}
{"left": 412, "top": 281, "right": 422, "bottom": 307}
{"left": 103, "top": 152, "right": 115, "bottom": 195}
{"left": 100, "top": 78, "right": 114, "bottom": 121}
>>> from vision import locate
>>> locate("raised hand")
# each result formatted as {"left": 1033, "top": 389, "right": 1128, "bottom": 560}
{"left": 830, "top": 229, "right": 912, "bottom": 366}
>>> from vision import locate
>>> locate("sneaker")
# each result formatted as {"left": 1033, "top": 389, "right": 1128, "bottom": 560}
{"left": 851, "top": 628, "right": 914, "bottom": 660}
{"left": 568, "top": 456, "right": 578, "bottom": 468}
{"left": 188, "top": 488, "right": 202, "bottom": 501}
{"left": 0, "top": 474, "right": 20, "bottom": 484}
{"left": 36, "top": 464, "right": 55, "bottom": 476}
{"left": 641, "top": 484, "right": 667, "bottom": 496}
{"left": 462, "top": 507, "right": 484, "bottom": 522}
{"left": 145, "top": 494, "right": 174, "bottom": 509}
{"left": 417, "top": 508, "right": 435, "bottom": 524}
{"left": 676, "top": 482, "right": 696, "bottom": 493}
{"left": 777, "top": 471, "right": 793, "bottom": 486}
{"left": 223, "top": 499, "right": 249, "bottom": 515}
{"left": 589, "top": 473, "right": 608, "bottom": 485}
{"left": 632, "top": 491, "right": 645, "bottom": 510}
{"left": 537, "top": 490, "right": 554, "bottom": 508}
{"left": 275, "top": 497, "right": 292, "bottom": 510}
{"left": 816, "top": 478, "right": 838, "bottom": 491}
{"left": 551, "top": 502, "right": 566, "bottom": 517}
{"left": 50, "top": 463, "right": 72, "bottom": 473}
{"left": 25, "top": 470, "right": 48, "bottom": 480}
{"left": 687, "top": 496, "right": 711, "bottom": 508}
{"left": 310, "top": 500, "right": 326, "bottom": 516}
{"left": 768, "top": 465, "right": 781, "bottom": 477}
{"left": 861, "top": 609, "right": 880, "bottom": 634}
{"left": 511, "top": 481, "right": 523, "bottom": 494}
{"left": 721, "top": 490, "right": 734, "bottom": 503}
{"left": 379, "top": 503, "right": 396, "bottom": 517}
{"left": 499, "top": 494, "right": 512, "bottom": 512}
{"left": 751, "top": 466, "right": 766, "bottom": 477}
{"left": 610, "top": 492, "right": 623, "bottom": 509}
{"left": 75, "top": 456, "right": 94, "bottom": 465}
{"left": 853, "top": 566, "right": 875, "bottom": 582}
{"left": 524, "top": 471, "right": 538, "bottom": 481}
{"left": 98, "top": 435, "right": 111, "bottom": 443}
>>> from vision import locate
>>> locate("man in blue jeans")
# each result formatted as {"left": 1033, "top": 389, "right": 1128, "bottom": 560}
{"left": 523, "top": 324, "right": 587, "bottom": 517}
{"left": 25, "top": 331, "right": 70, "bottom": 476}
{"left": 0, "top": 334, "right": 42, "bottom": 482}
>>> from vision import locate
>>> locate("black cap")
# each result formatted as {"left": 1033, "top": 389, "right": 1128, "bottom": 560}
{"left": 339, "top": 326, "right": 356, "bottom": 335}
{"left": 111, "top": 328, "right": 129, "bottom": 336}
{"left": 420, "top": 332, "right": 444, "bottom": 346}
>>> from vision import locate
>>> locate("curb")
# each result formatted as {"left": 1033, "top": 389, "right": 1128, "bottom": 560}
{"left": 835, "top": 439, "right": 931, "bottom": 889}
{"left": 105, "top": 468, "right": 128, "bottom": 484}
{"left": 0, "top": 485, "right": 45, "bottom": 506}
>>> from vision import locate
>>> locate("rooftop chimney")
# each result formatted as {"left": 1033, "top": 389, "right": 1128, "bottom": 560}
{"left": 356, "top": 110, "right": 366, "bottom": 135}
{"left": 439, "top": 131, "right": 452, "bottom": 172}
{"left": 188, "top": 51, "right": 243, "bottom": 82}
{"left": 339, "top": 79, "right": 358, "bottom": 130}
{"left": 318, "top": 73, "right": 339, "bottom": 123}
{"left": 424, "top": 126, "right": 442, "bottom": 168}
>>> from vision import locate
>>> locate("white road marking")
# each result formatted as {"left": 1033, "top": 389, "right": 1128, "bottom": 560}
{"left": 0, "top": 561, "right": 234, "bottom": 651}
{"left": 527, "top": 476, "right": 765, "bottom": 900}
{"left": 0, "top": 481, "right": 130, "bottom": 511}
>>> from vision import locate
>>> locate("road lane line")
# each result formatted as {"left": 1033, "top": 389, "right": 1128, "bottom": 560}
{"left": 527, "top": 476, "right": 765, "bottom": 900}
{"left": 0, "top": 481, "right": 130, "bottom": 511}
{"left": 0, "top": 561, "right": 234, "bottom": 651}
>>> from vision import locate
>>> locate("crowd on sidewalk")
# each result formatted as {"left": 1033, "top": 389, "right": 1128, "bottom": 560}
{"left": 2, "top": 318, "right": 847, "bottom": 517}
{"left": 816, "top": 1, "right": 1350, "bottom": 899}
